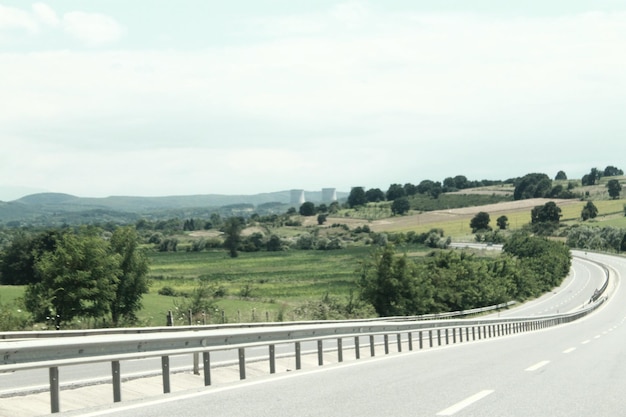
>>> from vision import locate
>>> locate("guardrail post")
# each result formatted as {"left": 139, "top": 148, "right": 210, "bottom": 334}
{"left": 50, "top": 366, "right": 60, "bottom": 413}
{"left": 396, "top": 334, "right": 402, "bottom": 352}
{"left": 337, "top": 338, "right": 343, "bottom": 362}
{"left": 472, "top": 326, "right": 476, "bottom": 340}
{"left": 295, "top": 342, "right": 302, "bottom": 370}
{"left": 203, "top": 352, "right": 211, "bottom": 386}
{"left": 429, "top": 330, "right": 433, "bottom": 347}
{"left": 384, "top": 334, "right": 389, "bottom": 354}
{"left": 445, "top": 329, "right": 449, "bottom": 345}
{"left": 369, "top": 335, "right": 375, "bottom": 357}
{"left": 408, "top": 332, "right": 413, "bottom": 351}
{"left": 239, "top": 348, "right": 246, "bottom": 379}
{"left": 317, "top": 340, "right": 324, "bottom": 365}
{"left": 437, "top": 329, "right": 442, "bottom": 346}
{"left": 193, "top": 353, "right": 200, "bottom": 375}
{"left": 459, "top": 328, "right": 463, "bottom": 343}
{"left": 419, "top": 331, "right": 423, "bottom": 349}
{"left": 453, "top": 328, "right": 457, "bottom": 344}
{"left": 269, "top": 344, "right": 276, "bottom": 374}
{"left": 112, "top": 360, "right": 121, "bottom": 403}
{"left": 161, "top": 356, "right": 171, "bottom": 394}
{"left": 355, "top": 336, "right": 361, "bottom": 359}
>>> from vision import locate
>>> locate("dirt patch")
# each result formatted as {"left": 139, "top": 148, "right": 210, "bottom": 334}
{"left": 361, "top": 198, "right": 580, "bottom": 232}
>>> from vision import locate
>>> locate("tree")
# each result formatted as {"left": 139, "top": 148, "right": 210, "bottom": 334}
{"left": 604, "top": 165, "right": 623, "bottom": 177}
{"left": 513, "top": 173, "right": 552, "bottom": 200}
{"left": 555, "top": 170, "right": 567, "bottom": 180}
{"left": 391, "top": 197, "right": 410, "bottom": 215}
{"left": 607, "top": 179, "right": 622, "bottom": 199}
{"left": 470, "top": 212, "right": 491, "bottom": 233}
{"left": 365, "top": 188, "right": 385, "bottom": 203}
{"left": 582, "top": 168, "right": 602, "bottom": 186}
{"left": 222, "top": 217, "right": 244, "bottom": 258}
{"left": 386, "top": 183, "right": 406, "bottom": 201}
{"left": 299, "top": 201, "right": 316, "bottom": 216}
{"left": 531, "top": 201, "right": 562, "bottom": 224}
{"left": 108, "top": 227, "right": 150, "bottom": 326}
{"left": 317, "top": 214, "right": 328, "bottom": 225}
{"left": 496, "top": 215, "right": 509, "bottom": 230}
{"left": 0, "top": 230, "right": 61, "bottom": 285}
{"left": 24, "top": 230, "right": 120, "bottom": 327}
{"left": 348, "top": 187, "right": 367, "bottom": 208}
{"left": 581, "top": 201, "right": 598, "bottom": 221}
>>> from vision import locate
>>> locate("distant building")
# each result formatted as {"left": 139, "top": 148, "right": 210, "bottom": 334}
{"left": 321, "top": 188, "right": 337, "bottom": 203}
{"left": 290, "top": 189, "right": 305, "bottom": 207}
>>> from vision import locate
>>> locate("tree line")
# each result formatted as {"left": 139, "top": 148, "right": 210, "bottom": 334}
{"left": 358, "top": 233, "right": 571, "bottom": 316}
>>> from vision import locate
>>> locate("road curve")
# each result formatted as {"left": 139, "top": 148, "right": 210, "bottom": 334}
{"left": 53, "top": 251, "right": 625, "bottom": 417}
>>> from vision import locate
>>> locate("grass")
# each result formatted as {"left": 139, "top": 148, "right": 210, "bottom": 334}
{"left": 142, "top": 246, "right": 379, "bottom": 325}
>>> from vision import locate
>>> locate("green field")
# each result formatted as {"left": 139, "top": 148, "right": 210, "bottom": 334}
{"left": 143, "top": 246, "right": 379, "bottom": 325}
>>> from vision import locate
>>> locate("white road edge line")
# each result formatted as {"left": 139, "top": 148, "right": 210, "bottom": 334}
{"left": 525, "top": 360, "right": 550, "bottom": 372}
{"left": 436, "top": 390, "right": 494, "bottom": 416}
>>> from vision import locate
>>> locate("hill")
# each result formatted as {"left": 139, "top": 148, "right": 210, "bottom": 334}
{"left": 0, "top": 190, "right": 348, "bottom": 226}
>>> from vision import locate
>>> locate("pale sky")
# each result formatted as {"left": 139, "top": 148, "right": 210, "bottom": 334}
{"left": 1, "top": 1, "right": 625, "bottom": 201}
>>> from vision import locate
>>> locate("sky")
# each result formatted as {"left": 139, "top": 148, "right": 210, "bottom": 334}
{"left": 1, "top": 1, "right": 626, "bottom": 201}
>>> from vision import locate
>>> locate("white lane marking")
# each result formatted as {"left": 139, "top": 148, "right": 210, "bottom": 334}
{"left": 525, "top": 360, "right": 550, "bottom": 372}
{"left": 582, "top": 340, "right": 591, "bottom": 345}
{"left": 563, "top": 348, "right": 576, "bottom": 354}
{"left": 436, "top": 390, "right": 495, "bottom": 416}
{"left": 594, "top": 335, "right": 601, "bottom": 339}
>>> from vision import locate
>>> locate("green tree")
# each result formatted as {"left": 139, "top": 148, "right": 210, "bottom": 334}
{"left": 0, "top": 230, "right": 61, "bottom": 285}
{"left": 555, "top": 170, "right": 567, "bottom": 180}
{"left": 391, "top": 197, "right": 410, "bottom": 215}
{"left": 358, "top": 244, "right": 434, "bottom": 316}
{"left": 24, "top": 230, "right": 119, "bottom": 327}
{"left": 386, "top": 184, "right": 406, "bottom": 201}
{"left": 582, "top": 168, "right": 602, "bottom": 186}
{"left": 108, "top": 227, "right": 150, "bottom": 327}
{"left": 607, "top": 179, "right": 622, "bottom": 199}
{"left": 222, "top": 217, "right": 244, "bottom": 258}
{"left": 604, "top": 165, "right": 623, "bottom": 176}
{"left": 496, "top": 215, "right": 509, "bottom": 230}
{"left": 470, "top": 211, "right": 491, "bottom": 233}
{"left": 348, "top": 187, "right": 367, "bottom": 208}
{"left": 299, "top": 201, "right": 316, "bottom": 216}
{"left": 531, "top": 201, "right": 562, "bottom": 224}
{"left": 317, "top": 213, "right": 328, "bottom": 225}
{"left": 513, "top": 173, "right": 552, "bottom": 200}
{"left": 365, "top": 188, "right": 385, "bottom": 203}
{"left": 581, "top": 201, "right": 598, "bottom": 221}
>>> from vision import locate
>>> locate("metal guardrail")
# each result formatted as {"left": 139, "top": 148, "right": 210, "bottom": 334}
{"left": 0, "top": 298, "right": 606, "bottom": 414}
{"left": 0, "top": 301, "right": 516, "bottom": 340}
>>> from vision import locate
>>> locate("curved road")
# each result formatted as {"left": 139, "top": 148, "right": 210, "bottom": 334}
{"left": 49, "top": 251, "right": 625, "bottom": 417}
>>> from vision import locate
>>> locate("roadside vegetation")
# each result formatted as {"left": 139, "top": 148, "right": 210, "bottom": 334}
{"left": 0, "top": 166, "right": 625, "bottom": 330}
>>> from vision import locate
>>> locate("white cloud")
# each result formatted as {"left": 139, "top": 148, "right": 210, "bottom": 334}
{"left": 0, "top": 4, "right": 38, "bottom": 34}
{"left": 62, "top": 11, "right": 125, "bottom": 46}
{"left": 32, "top": 2, "right": 59, "bottom": 28}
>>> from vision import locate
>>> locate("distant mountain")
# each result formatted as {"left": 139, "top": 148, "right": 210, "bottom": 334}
{"left": 0, "top": 190, "right": 348, "bottom": 227}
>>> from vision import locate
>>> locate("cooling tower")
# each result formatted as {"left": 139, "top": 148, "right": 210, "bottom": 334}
{"left": 290, "top": 189, "right": 305, "bottom": 207}
{"left": 322, "top": 188, "right": 337, "bottom": 203}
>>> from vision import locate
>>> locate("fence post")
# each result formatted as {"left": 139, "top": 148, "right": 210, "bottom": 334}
{"left": 269, "top": 344, "right": 276, "bottom": 374}
{"left": 161, "top": 356, "right": 171, "bottom": 394}
{"left": 112, "top": 361, "right": 121, "bottom": 403}
{"left": 295, "top": 342, "right": 302, "bottom": 370}
{"left": 203, "top": 352, "right": 211, "bottom": 386}
{"left": 50, "top": 367, "right": 60, "bottom": 413}
{"left": 238, "top": 348, "right": 246, "bottom": 380}
{"left": 166, "top": 310, "right": 173, "bottom": 326}
{"left": 337, "top": 338, "right": 343, "bottom": 363}
{"left": 317, "top": 340, "right": 324, "bottom": 365}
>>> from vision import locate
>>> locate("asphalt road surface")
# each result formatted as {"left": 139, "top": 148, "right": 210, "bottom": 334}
{"left": 50, "top": 250, "right": 624, "bottom": 417}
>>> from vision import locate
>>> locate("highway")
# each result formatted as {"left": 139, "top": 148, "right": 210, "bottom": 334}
{"left": 47, "top": 250, "right": 623, "bottom": 417}
{"left": 0, "top": 252, "right": 603, "bottom": 396}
